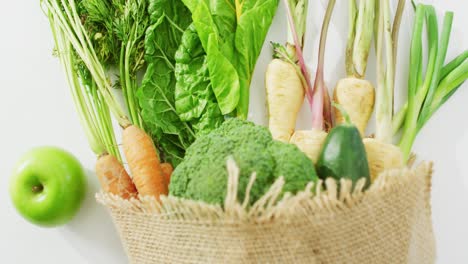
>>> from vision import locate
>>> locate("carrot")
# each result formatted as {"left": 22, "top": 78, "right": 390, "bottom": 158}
{"left": 46, "top": 0, "right": 168, "bottom": 200}
{"left": 160, "top": 163, "right": 174, "bottom": 186}
{"left": 96, "top": 154, "right": 138, "bottom": 199}
{"left": 123, "top": 125, "right": 167, "bottom": 199}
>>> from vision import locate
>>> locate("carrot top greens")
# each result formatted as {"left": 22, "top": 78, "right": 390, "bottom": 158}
{"left": 47, "top": 6, "right": 120, "bottom": 159}
{"left": 76, "top": 0, "right": 150, "bottom": 129}
{"left": 42, "top": 0, "right": 131, "bottom": 129}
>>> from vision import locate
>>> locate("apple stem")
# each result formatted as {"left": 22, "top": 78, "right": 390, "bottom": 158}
{"left": 32, "top": 185, "right": 44, "bottom": 193}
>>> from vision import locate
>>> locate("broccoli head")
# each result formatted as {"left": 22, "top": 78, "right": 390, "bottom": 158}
{"left": 268, "top": 141, "right": 319, "bottom": 193}
{"left": 169, "top": 118, "right": 318, "bottom": 205}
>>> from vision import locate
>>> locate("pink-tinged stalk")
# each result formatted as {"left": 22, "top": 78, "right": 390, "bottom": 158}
{"left": 282, "top": 0, "right": 314, "bottom": 108}
{"left": 311, "top": 0, "right": 336, "bottom": 130}
{"left": 311, "top": 70, "right": 325, "bottom": 129}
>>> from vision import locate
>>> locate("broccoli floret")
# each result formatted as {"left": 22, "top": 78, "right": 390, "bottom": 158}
{"left": 268, "top": 141, "right": 319, "bottom": 194}
{"left": 232, "top": 142, "right": 275, "bottom": 203}
{"left": 171, "top": 135, "right": 235, "bottom": 204}
{"left": 226, "top": 124, "right": 272, "bottom": 148}
{"left": 169, "top": 119, "right": 318, "bottom": 205}
{"left": 211, "top": 118, "right": 253, "bottom": 137}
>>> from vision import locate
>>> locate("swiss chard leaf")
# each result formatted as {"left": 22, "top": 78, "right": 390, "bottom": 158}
{"left": 235, "top": 0, "right": 280, "bottom": 117}
{"left": 174, "top": 24, "right": 224, "bottom": 134}
{"left": 182, "top": 0, "right": 279, "bottom": 118}
{"left": 174, "top": 24, "right": 213, "bottom": 121}
{"left": 138, "top": 0, "right": 194, "bottom": 166}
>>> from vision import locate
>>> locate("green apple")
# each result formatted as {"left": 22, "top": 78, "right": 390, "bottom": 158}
{"left": 9, "top": 146, "right": 87, "bottom": 227}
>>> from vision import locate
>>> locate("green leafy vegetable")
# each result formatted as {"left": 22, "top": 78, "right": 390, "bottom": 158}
{"left": 174, "top": 24, "right": 224, "bottom": 134}
{"left": 138, "top": 0, "right": 194, "bottom": 166}
{"left": 139, "top": 0, "right": 279, "bottom": 164}
{"left": 181, "top": 0, "right": 280, "bottom": 119}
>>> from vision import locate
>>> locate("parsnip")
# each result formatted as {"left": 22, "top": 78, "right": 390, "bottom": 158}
{"left": 285, "top": 0, "right": 335, "bottom": 161}
{"left": 266, "top": 0, "right": 311, "bottom": 142}
{"left": 334, "top": 0, "right": 376, "bottom": 137}
{"left": 333, "top": 78, "right": 375, "bottom": 136}
{"left": 290, "top": 129, "right": 327, "bottom": 163}
{"left": 363, "top": 138, "right": 404, "bottom": 182}
{"left": 266, "top": 59, "right": 305, "bottom": 142}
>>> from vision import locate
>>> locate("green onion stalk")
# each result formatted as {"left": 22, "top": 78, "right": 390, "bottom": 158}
{"left": 396, "top": 3, "right": 468, "bottom": 161}
{"left": 47, "top": 10, "right": 121, "bottom": 160}
{"left": 375, "top": 0, "right": 405, "bottom": 143}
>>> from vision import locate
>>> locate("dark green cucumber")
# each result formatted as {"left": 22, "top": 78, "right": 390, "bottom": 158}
{"left": 316, "top": 123, "right": 371, "bottom": 189}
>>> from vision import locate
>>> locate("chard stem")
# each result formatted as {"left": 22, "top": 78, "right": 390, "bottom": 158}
{"left": 311, "top": 0, "right": 335, "bottom": 130}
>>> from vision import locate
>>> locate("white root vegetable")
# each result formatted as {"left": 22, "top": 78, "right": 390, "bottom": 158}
{"left": 290, "top": 129, "right": 327, "bottom": 163}
{"left": 266, "top": 59, "right": 305, "bottom": 142}
{"left": 333, "top": 77, "right": 375, "bottom": 136}
{"left": 363, "top": 138, "right": 404, "bottom": 182}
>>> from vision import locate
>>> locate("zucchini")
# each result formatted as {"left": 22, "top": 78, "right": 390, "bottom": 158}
{"left": 316, "top": 105, "right": 371, "bottom": 189}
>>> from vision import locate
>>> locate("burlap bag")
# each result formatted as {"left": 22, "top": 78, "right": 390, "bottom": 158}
{"left": 97, "top": 159, "right": 435, "bottom": 264}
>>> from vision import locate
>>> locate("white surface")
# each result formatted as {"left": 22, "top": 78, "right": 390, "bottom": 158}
{"left": 1, "top": 1, "right": 467, "bottom": 263}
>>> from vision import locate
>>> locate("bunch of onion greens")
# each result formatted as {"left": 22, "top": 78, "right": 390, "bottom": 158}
{"left": 394, "top": 3, "right": 468, "bottom": 161}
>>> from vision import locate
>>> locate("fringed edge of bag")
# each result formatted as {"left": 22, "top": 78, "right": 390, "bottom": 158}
{"left": 96, "top": 158, "right": 433, "bottom": 224}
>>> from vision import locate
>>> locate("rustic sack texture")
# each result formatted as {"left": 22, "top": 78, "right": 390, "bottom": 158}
{"left": 97, "top": 160, "right": 435, "bottom": 264}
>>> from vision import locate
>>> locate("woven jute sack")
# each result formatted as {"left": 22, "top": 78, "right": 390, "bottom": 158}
{"left": 96, "top": 159, "right": 436, "bottom": 264}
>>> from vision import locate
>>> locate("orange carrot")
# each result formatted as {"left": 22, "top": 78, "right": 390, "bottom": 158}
{"left": 122, "top": 125, "right": 167, "bottom": 199}
{"left": 95, "top": 154, "right": 138, "bottom": 199}
{"left": 160, "top": 163, "right": 174, "bottom": 186}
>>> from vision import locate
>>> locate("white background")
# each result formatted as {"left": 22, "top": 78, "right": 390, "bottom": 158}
{"left": 1, "top": 1, "right": 468, "bottom": 263}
